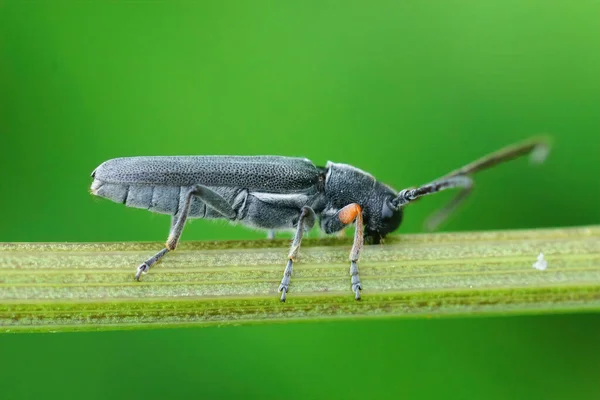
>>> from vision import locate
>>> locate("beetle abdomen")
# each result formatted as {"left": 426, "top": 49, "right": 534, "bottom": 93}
{"left": 91, "top": 181, "right": 183, "bottom": 214}
{"left": 91, "top": 179, "right": 246, "bottom": 218}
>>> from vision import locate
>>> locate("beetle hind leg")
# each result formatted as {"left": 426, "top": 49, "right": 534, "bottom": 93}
{"left": 278, "top": 206, "right": 316, "bottom": 302}
{"left": 135, "top": 184, "right": 235, "bottom": 281}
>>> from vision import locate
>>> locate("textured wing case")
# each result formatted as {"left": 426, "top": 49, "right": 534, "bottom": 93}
{"left": 92, "top": 156, "right": 320, "bottom": 192}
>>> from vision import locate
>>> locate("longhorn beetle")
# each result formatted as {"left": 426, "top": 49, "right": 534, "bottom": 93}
{"left": 90, "top": 137, "right": 549, "bottom": 301}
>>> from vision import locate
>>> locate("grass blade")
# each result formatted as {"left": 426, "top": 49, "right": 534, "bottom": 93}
{"left": 1, "top": 226, "right": 599, "bottom": 333}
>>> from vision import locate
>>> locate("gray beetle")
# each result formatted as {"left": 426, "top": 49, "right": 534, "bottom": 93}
{"left": 90, "top": 137, "right": 549, "bottom": 301}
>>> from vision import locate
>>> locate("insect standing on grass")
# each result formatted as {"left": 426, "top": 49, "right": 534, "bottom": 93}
{"left": 90, "top": 137, "right": 549, "bottom": 301}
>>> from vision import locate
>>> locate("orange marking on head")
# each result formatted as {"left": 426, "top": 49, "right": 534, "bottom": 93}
{"left": 339, "top": 204, "right": 362, "bottom": 224}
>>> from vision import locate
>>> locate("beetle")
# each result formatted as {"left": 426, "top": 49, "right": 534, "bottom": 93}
{"left": 90, "top": 137, "right": 549, "bottom": 301}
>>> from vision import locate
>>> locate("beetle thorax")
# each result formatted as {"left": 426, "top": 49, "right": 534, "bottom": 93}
{"left": 323, "top": 162, "right": 377, "bottom": 209}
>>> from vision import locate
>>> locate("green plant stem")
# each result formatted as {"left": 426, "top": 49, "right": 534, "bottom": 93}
{"left": 1, "top": 226, "right": 599, "bottom": 333}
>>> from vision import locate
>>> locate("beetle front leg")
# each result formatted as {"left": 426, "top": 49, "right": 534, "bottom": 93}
{"left": 322, "top": 203, "right": 364, "bottom": 300}
{"left": 278, "top": 206, "right": 316, "bottom": 302}
{"left": 339, "top": 204, "right": 364, "bottom": 300}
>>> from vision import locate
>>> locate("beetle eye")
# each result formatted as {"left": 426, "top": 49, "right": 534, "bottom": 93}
{"left": 381, "top": 198, "right": 395, "bottom": 219}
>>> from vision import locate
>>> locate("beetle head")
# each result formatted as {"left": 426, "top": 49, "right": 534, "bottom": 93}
{"left": 363, "top": 183, "right": 404, "bottom": 244}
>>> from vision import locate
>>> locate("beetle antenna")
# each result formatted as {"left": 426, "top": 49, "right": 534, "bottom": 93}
{"left": 391, "top": 136, "right": 551, "bottom": 229}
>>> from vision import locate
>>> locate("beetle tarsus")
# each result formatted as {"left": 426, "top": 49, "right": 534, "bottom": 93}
{"left": 278, "top": 259, "right": 293, "bottom": 302}
{"left": 134, "top": 248, "right": 170, "bottom": 281}
{"left": 353, "top": 285, "right": 362, "bottom": 301}
{"left": 350, "top": 261, "right": 362, "bottom": 301}
{"left": 279, "top": 287, "right": 288, "bottom": 302}
{"left": 135, "top": 263, "right": 149, "bottom": 281}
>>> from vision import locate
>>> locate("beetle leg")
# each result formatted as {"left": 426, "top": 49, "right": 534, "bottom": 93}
{"left": 135, "top": 184, "right": 236, "bottom": 281}
{"left": 278, "top": 206, "right": 315, "bottom": 302}
{"left": 338, "top": 203, "right": 364, "bottom": 300}
{"left": 320, "top": 203, "right": 365, "bottom": 300}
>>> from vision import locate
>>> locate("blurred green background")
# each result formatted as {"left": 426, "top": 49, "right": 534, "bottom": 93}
{"left": 1, "top": 1, "right": 599, "bottom": 399}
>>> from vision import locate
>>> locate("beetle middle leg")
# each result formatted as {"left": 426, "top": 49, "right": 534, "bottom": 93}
{"left": 135, "top": 184, "right": 236, "bottom": 281}
{"left": 278, "top": 206, "right": 316, "bottom": 302}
